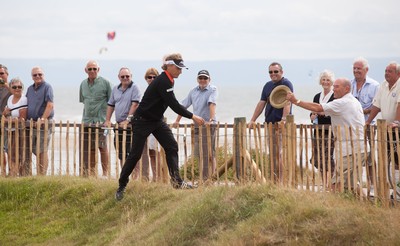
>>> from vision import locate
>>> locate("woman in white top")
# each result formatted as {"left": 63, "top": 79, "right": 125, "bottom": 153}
{"left": 2, "top": 77, "right": 27, "bottom": 176}
{"left": 310, "top": 70, "right": 335, "bottom": 188}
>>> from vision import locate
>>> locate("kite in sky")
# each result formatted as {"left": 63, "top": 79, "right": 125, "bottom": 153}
{"left": 99, "top": 31, "right": 116, "bottom": 54}
{"left": 99, "top": 47, "right": 108, "bottom": 54}
{"left": 107, "top": 31, "right": 116, "bottom": 40}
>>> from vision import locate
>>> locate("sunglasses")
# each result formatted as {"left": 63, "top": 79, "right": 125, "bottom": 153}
{"left": 0, "top": 72, "right": 4, "bottom": 75}
{"left": 198, "top": 76, "right": 209, "bottom": 80}
{"left": 87, "top": 67, "right": 98, "bottom": 71}
{"left": 269, "top": 70, "right": 280, "bottom": 74}
{"left": 32, "top": 73, "right": 43, "bottom": 77}
{"left": 147, "top": 76, "right": 156, "bottom": 80}
{"left": 120, "top": 75, "right": 130, "bottom": 79}
{"left": 12, "top": 86, "right": 23, "bottom": 89}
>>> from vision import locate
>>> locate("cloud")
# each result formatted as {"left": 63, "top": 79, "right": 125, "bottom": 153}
{"left": 1, "top": 0, "right": 399, "bottom": 60}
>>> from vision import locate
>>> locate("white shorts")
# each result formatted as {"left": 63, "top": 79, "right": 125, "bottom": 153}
{"left": 147, "top": 134, "right": 158, "bottom": 150}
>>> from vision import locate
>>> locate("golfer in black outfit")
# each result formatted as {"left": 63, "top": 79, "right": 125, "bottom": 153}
{"left": 116, "top": 53, "right": 205, "bottom": 200}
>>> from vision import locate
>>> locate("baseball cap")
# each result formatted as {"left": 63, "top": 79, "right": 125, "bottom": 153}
{"left": 164, "top": 59, "right": 188, "bottom": 69}
{"left": 197, "top": 70, "right": 210, "bottom": 78}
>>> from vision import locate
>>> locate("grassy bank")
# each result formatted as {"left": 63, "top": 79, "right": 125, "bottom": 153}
{"left": 1, "top": 177, "right": 400, "bottom": 245}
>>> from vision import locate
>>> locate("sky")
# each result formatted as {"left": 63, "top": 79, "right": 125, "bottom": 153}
{"left": 1, "top": 0, "right": 399, "bottom": 62}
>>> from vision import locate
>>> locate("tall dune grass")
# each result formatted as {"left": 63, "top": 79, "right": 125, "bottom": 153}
{"left": 0, "top": 177, "right": 399, "bottom": 245}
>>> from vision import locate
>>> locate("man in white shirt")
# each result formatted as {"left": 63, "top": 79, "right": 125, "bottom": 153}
{"left": 366, "top": 62, "right": 400, "bottom": 170}
{"left": 287, "top": 78, "right": 367, "bottom": 192}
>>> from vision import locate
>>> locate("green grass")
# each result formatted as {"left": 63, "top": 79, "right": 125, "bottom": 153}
{"left": 1, "top": 177, "right": 400, "bottom": 245}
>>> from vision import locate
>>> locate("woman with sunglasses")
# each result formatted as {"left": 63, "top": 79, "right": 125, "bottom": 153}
{"left": 130, "top": 68, "right": 161, "bottom": 181}
{"left": 2, "top": 77, "right": 27, "bottom": 176}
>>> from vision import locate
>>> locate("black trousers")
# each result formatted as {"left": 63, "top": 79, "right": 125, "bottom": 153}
{"left": 118, "top": 118, "right": 182, "bottom": 187}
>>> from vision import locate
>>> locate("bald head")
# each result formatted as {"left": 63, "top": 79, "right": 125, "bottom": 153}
{"left": 333, "top": 78, "right": 351, "bottom": 99}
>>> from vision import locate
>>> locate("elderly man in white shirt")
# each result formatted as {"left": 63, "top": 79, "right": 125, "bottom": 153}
{"left": 287, "top": 77, "right": 367, "bottom": 192}
{"left": 366, "top": 62, "right": 400, "bottom": 172}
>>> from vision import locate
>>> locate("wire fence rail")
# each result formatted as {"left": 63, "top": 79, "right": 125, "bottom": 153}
{"left": 0, "top": 115, "right": 399, "bottom": 207}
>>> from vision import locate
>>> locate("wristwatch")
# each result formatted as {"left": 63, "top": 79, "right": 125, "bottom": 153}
{"left": 126, "top": 114, "right": 133, "bottom": 121}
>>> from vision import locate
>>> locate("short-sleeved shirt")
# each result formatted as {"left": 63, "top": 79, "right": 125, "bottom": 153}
{"left": 180, "top": 84, "right": 218, "bottom": 122}
{"left": 79, "top": 76, "right": 112, "bottom": 123}
{"left": 372, "top": 79, "right": 400, "bottom": 123}
{"left": 322, "top": 93, "right": 366, "bottom": 156}
{"left": 260, "top": 77, "right": 294, "bottom": 123}
{"left": 7, "top": 95, "right": 28, "bottom": 118}
{"left": 26, "top": 81, "right": 54, "bottom": 121}
{"left": 107, "top": 82, "right": 141, "bottom": 123}
{"left": 351, "top": 76, "right": 380, "bottom": 123}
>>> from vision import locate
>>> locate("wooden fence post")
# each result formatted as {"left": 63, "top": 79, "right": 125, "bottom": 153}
{"left": 234, "top": 117, "right": 246, "bottom": 181}
{"left": 377, "top": 119, "right": 390, "bottom": 206}
{"left": 286, "top": 115, "right": 295, "bottom": 187}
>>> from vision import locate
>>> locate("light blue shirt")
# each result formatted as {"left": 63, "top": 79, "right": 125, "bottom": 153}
{"left": 351, "top": 76, "right": 380, "bottom": 123}
{"left": 26, "top": 81, "right": 54, "bottom": 120}
{"left": 107, "top": 82, "right": 141, "bottom": 123}
{"left": 181, "top": 84, "right": 218, "bottom": 121}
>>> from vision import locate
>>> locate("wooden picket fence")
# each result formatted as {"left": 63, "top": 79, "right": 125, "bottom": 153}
{"left": 0, "top": 115, "right": 399, "bottom": 207}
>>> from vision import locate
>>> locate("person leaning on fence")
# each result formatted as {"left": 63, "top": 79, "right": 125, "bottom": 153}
{"left": 104, "top": 67, "right": 141, "bottom": 171}
{"left": 350, "top": 57, "right": 379, "bottom": 191}
{"left": 287, "top": 78, "right": 367, "bottom": 193}
{"left": 0, "top": 64, "right": 12, "bottom": 175}
{"left": 79, "top": 60, "right": 112, "bottom": 177}
{"left": 248, "top": 62, "right": 294, "bottom": 182}
{"left": 366, "top": 62, "right": 400, "bottom": 172}
{"left": 310, "top": 70, "right": 335, "bottom": 187}
{"left": 173, "top": 69, "right": 218, "bottom": 181}
{"left": 24, "top": 66, "right": 54, "bottom": 176}
{"left": 115, "top": 53, "right": 205, "bottom": 201}
{"left": 2, "top": 77, "right": 27, "bottom": 176}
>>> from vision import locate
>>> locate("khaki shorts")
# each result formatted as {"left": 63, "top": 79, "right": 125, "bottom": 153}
{"left": 25, "top": 128, "right": 52, "bottom": 154}
{"left": 82, "top": 126, "right": 107, "bottom": 150}
{"left": 332, "top": 152, "right": 366, "bottom": 189}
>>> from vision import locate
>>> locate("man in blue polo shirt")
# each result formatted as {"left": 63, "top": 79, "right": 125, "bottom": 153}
{"left": 104, "top": 67, "right": 141, "bottom": 169}
{"left": 24, "top": 66, "right": 54, "bottom": 176}
{"left": 248, "top": 62, "right": 294, "bottom": 182}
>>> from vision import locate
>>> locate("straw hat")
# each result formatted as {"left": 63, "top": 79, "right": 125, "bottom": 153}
{"left": 269, "top": 85, "right": 291, "bottom": 109}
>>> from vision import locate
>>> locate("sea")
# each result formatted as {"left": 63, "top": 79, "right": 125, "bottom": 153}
{"left": 2, "top": 57, "right": 399, "bottom": 125}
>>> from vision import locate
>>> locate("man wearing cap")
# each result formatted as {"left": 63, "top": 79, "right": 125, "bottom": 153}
{"left": 248, "top": 62, "right": 294, "bottom": 182}
{"left": 173, "top": 69, "right": 218, "bottom": 181}
{"left": 115, "top": 53, "right": 205, "bottom": 201}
